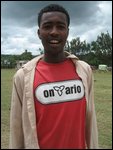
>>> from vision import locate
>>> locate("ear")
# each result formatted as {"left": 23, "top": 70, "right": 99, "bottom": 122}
{"left": 37, "top": 29, "right": 41, "bottom": 39}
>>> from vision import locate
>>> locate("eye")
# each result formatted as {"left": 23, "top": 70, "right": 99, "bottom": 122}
{"left": 43, "top": 25, "right": 51, "bottom": 30}
{"left": 58, "top": 25, "right": 66, "bottom": 30}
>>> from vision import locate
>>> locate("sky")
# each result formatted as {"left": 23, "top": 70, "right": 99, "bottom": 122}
{"left": 1, "top": 1, "right": 112, "bottom": 55}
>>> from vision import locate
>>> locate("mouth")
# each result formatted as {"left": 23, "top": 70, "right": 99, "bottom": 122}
{"left": 49, "top": 40, "right": 61, "bottom": 45}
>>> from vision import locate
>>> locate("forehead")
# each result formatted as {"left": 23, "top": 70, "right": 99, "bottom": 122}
{"left": 41, "top": 11, "right": 67, "bottom": 25}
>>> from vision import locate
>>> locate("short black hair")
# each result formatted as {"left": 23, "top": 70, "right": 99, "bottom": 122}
{"left": 38, "top": 4, "right": 70, "bottom": 27}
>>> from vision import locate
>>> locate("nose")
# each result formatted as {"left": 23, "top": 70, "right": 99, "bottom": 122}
{"left": 50, "top": 26, "right": 59, "bottom": 36}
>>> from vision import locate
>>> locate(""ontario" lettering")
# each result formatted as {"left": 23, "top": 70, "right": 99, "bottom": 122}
{"left": 35, "top": 80, "right": 84, "bottom": 104}
{"left": 43, "top": 85, "right": 81, "bottom": 98}
{"left": 44, "top": 89, "right": 54, "bottom": 97}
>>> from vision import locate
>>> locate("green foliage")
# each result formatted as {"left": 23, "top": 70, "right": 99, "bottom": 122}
{"left": 38, "top": 48, "right": 44, "bottom": 54}
{"left": 65, "top": 31, "right": 112, "bottom": 67}
{"left": 1, "top": 55, "right": 18, "bottom": 68}
{"left": 96, "top": 31, "right": 112, "bottom": 55}
{"left": 1, "top": 50, "right": 33, "bottom": 68}
{"left": 20, "top": 49, "right": 32, "bottom": 60}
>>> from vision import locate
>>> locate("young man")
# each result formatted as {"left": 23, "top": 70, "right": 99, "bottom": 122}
{"left": 9, "top": 4, "right": 98, "bottom": 149}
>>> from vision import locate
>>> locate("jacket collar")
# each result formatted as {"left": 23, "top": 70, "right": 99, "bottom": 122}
{"left": 22, "top": 51, "right": 79, "bottom": 73}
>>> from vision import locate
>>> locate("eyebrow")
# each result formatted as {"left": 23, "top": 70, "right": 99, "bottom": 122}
{"left": 42, "top": 21, "right": 66, "bottom": 26}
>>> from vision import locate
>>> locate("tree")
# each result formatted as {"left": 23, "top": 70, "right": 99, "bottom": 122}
{"left": 64, "top": 40, "right": 70, "bottom": 53}
{"left": 96, "top": 31, "right": 112, "bottom": 55}
{"left": 20, "top": 49, "right": 33, "bottom": 60}
{"left": 38, "top": 48, "right": 44, "bottom": 55}
{"left": 92, "top": 31, "right": 112, "bottom": 66}
{"left": 70, "top": 37, "right": 82, "bottom": 55}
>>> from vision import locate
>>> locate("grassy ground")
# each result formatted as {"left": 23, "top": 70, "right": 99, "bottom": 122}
{"left": 1, "top": 69, "right": 112, "bottom": 149}
{"left": 93, "top": 71, "right": 112, "bottom": 149}
{"left": 1, "top": 69, "right": 16, "bottom": 149}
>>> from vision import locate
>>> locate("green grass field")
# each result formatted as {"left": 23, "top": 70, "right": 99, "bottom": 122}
{"left": 1, "top": 69, "right": 112, "bottom": 149}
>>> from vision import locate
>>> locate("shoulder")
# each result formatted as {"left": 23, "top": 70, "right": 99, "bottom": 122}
{"left": 66, "top": 51, "right": 92, "bottom": 73}
{"left": 13, "top": 68, "right": 24, "bottom": 83}
{"left": 14, "top": 55, "right": 43, "bottom": 79}
{"left": 76, "top": 60, "right": 92, "bottom": 74}
{"left": 71, "top": 59, "right": 93, "bottom": 79}
{"left": 22, "top": 55, "right": 43, "bottom": 71}
{"left": 15, "top": 55, "right": 44, "bottom": 76}
{"left": 65, "top": 51, "right": 91, "bottom": 71}
{"left": 77, "top": 60, "right": 91, "bottom": 69}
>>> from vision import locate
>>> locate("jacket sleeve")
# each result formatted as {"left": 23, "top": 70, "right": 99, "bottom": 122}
{"left": 9, "top": 69, "right": 24, "bottom": 149}
{"left": 85, "top": 66, "right": 99, "bottom": 149}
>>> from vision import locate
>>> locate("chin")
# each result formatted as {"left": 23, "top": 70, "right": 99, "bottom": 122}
{"left": 44, "top": 45, "right": 63, "bottom": 55}
{"left": 49, "top": 48, "right": 63, "bottom": 55}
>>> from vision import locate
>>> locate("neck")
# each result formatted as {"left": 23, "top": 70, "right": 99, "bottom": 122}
{"left": 43, "top": 52, "right": 66, "bottom": 63}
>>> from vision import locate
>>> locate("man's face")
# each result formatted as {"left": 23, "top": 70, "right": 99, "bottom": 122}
{"left": 38, "top": 11, "right": 69, "bottom": 55}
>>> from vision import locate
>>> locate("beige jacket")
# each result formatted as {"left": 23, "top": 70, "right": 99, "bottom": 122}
{"left": 9, "top": 52, "right": 98, "bottom": 149}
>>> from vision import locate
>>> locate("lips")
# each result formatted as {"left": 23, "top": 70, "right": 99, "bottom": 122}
{"left": 49, "top": 38, "right": 61, "bottom": 44}
{"left": 49, "top": 40, "right": 60, "bottom": 44}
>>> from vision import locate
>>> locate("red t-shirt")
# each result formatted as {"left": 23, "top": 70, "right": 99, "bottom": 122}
{"left": 34, "top": 58, "right": 86, "bottom": 149}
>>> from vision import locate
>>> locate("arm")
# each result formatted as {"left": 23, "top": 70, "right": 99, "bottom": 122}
{"left": 85, "top": 67, "right": 98, "bottom": 149}
{"left": 9, "top": 69, "right": 24, "bottom": 149}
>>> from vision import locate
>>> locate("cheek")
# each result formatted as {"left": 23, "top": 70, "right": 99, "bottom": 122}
{"left": 39, "top": 32, "right": 48, "bottom": 40}
{"left": 63, "top": 33, "right": 68, "bottom": 41}
{"left": 38, "top": 29, "right": 46, "bottom": 39}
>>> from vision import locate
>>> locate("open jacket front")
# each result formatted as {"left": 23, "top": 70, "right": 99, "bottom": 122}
{"left": 9, "top": 52, "right": 98, "bottom": 149}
